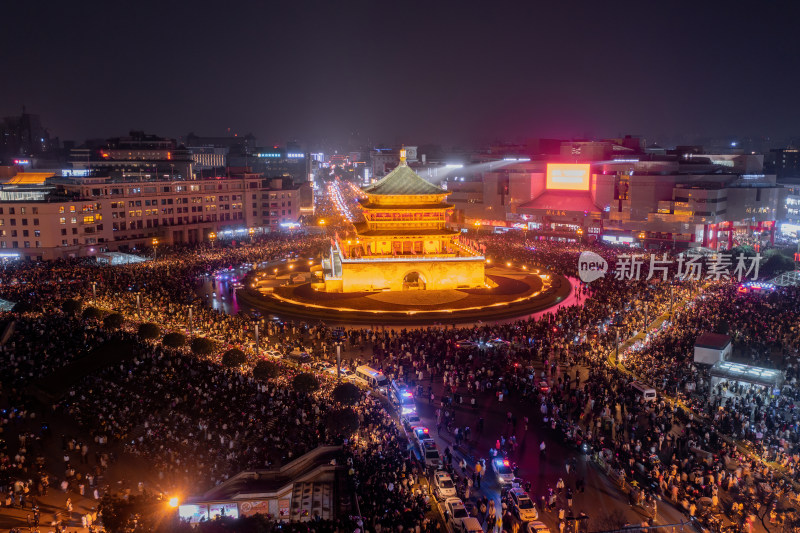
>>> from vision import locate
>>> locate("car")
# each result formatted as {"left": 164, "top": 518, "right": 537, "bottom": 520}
{"left": 287, "top": 352, "right": 311, "bottom": 364}
{"left": 444, "top": 497, "right": 470, "bottom": 530}
{"left": 412, "top": 426, "right": 431, "bottom": 447}
{"left": 401, "top": 409, "right": 421, "bottom": 430}
{"left": 432, "top": 471, "right": 457, "bottom": 500}
{"left": 487, "top": 338, "right": 511, "bottom": 348}
{"left": 491, "top": 457, "right": 515, "bottom": 487}
{"left": 537, "top": 380, "right": 550, "bottom": 394}
{"left": 455, "top": 340, "right": 477, "bottom": 350}
{"left": 508, "top": 488, "right": 538, "bottom": 521}
{"left": 313, "top": 361, "right": 332, "bottom": 372}
{"left": 526, "top": 522, "right": 551, "bottom": 533}
{"left": 459, "top": 517, "right": 484, "bottom": 533}
{"left": 422, "top": 443, "right": 443, "bottom": 469}
{"left": 263, "top": 350, "right": 282, "bottom": 359}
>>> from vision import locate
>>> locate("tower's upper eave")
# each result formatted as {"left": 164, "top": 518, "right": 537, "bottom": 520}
{"left": 363, "top": 164, "right": 446, "bottom": 196}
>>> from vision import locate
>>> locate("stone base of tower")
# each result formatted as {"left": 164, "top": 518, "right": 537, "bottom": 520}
{"left": 324, "top": 258, "right": 485, "bottom": 293}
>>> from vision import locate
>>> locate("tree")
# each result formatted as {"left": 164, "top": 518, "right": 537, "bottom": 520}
{"left": 252, "top": 360, "right": 280, "bottom": 380}
{"left": 191, "top": 336, "right": 217, "bottom": 356}
{"left": 162, "top": 332, "right": 186, "bottom": 348}
{"left": 292, "top": 372, "right": 319, "bottom": 394}
{"left": 332, "top": 382, "right": 361, "bottom": 406}
{"left": 138, "top": 322, "right": 161, "bottom": 340}
{"left": 325, "top": 408, "right": 360, "bottom": 436}
{"left": 82, "top": 306, "right": 104, "bottom": 321}
{"left": 62, "top": 298, "right": 82, "bottom": 316}
{"left": 222, "top": 348, "right": 247, "bottom": 367}
{"left": 103, "top": 312, "right": 125, "bottom": 330}
{"left": 760, "top": 252, "right": 795, "bottom": 277}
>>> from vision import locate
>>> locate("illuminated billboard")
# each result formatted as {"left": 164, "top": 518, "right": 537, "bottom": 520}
{"left": 546, "top": 164, "right": 591, "bottom": 191}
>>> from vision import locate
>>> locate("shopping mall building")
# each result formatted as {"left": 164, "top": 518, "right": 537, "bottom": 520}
{"left": 447, "top": 145, "right": 783, "bottom": 250}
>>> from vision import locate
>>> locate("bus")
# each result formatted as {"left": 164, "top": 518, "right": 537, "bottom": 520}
{"left": 390, "top": 379, "right": 415, "bottom": 408}
{"left": 354, "top": 365, "right": 388, "bottom": 392}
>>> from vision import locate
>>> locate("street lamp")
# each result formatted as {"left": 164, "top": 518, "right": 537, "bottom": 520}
{"left": 248, "top": 227, "right": 255, "bottom": 241}
{"left": 209, "top": 232, "right": 217, "bottom": 248}
{"left": 577, "top": 227, "right": 584, "bottom": 242}
{"left": 152, "top": 237, "right": 159, "bottom": 260}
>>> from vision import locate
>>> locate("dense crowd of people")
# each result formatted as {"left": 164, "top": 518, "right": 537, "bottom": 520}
{"left": 0, "top": 228, "right": 797, "bottom": 532}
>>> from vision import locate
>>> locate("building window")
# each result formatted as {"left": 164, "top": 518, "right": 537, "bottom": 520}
{"left": 60, "top": 217, "right": 66, "bottom": 225}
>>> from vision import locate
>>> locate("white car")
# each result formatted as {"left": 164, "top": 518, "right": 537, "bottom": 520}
{"left": 411, "top": 426, "right": 432, "bottom": 449}
{"left": 526, "top": 522, "right": 551, "bottom": 533}
{"left": 444, "top": 497, "right": 470, "bottom": 530}
{"left": 264, "top": 350, "right": 282, "bottom": 358}
{"left": 433, "top": 471, "right": 457, "bottom": 500}
{"left": 491, "top": 457, "right": 514, "bottom": 486}
{"left": 508, "top": 488, "right": 538, "bottom": 521}
{"left": 422, "top": 443, "right": 442, "bottom": 469}
{"left": 401, "top": 409, "right": 421, "bottom": 430}
{"left": 460, "top": 517, "right": 484, "bottom": 533}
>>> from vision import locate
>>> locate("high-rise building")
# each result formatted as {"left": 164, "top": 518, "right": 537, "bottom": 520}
{"left": 0, "top": 109, "right": 57, "bottom": 161}
{"left": 770, "top": 148, "right": 800, "bottom": 180}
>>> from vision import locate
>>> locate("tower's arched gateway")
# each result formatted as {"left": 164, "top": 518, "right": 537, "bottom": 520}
{"left": 402, "top": 271, "right": 426, "bottom": 290}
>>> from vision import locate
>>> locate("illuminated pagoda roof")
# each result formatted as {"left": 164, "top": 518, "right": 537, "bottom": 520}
{"left": 363, "top": 151, "right": 446, "bottom": 196}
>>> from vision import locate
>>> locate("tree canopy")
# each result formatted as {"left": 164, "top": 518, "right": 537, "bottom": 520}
{"left": 222, "top": 348, "right": 247, "bottom": 367}
{"left": 292, "top": 372, "right": 319, "bottom": 394}
{"left": 138, "top": 322, "right": 161, "bottom": 339}
{"left": 163, "top": 332, "right": 186, "bottom": 348}
{"left": 103, "top": 312, "right": 125, "bottom": 330}
{"left": 252, "top": 360, "right": 280, "bottom": 380}
{"left": 332, "top": 382, "right": 361, "bottom": 406}
{"left": 191, "top": 336, "right": 217, "bottom": 356}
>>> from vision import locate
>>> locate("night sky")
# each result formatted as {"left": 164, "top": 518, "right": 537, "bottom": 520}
{"left": 3, "top": 0, "right": 800, "bottom": 149}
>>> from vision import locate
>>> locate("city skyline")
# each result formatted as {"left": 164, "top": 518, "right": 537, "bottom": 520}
{"left": 3, "top": 1, "right": 800, "bottom": 148}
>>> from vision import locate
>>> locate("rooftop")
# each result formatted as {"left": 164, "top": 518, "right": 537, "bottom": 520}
{"left": 363, "top": 161, "right": 446, "bottom": 196}
{"left": 695, "top": 332, "right": 732, "bottom": 350}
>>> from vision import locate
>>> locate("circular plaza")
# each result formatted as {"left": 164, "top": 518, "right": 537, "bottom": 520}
{"left": 237, "top": 260, "right": 571, "bottom": 324}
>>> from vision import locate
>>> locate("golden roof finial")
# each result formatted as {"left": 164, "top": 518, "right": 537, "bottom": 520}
{"left": 399, "top": 145, "right": 407, "bottom": 166}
